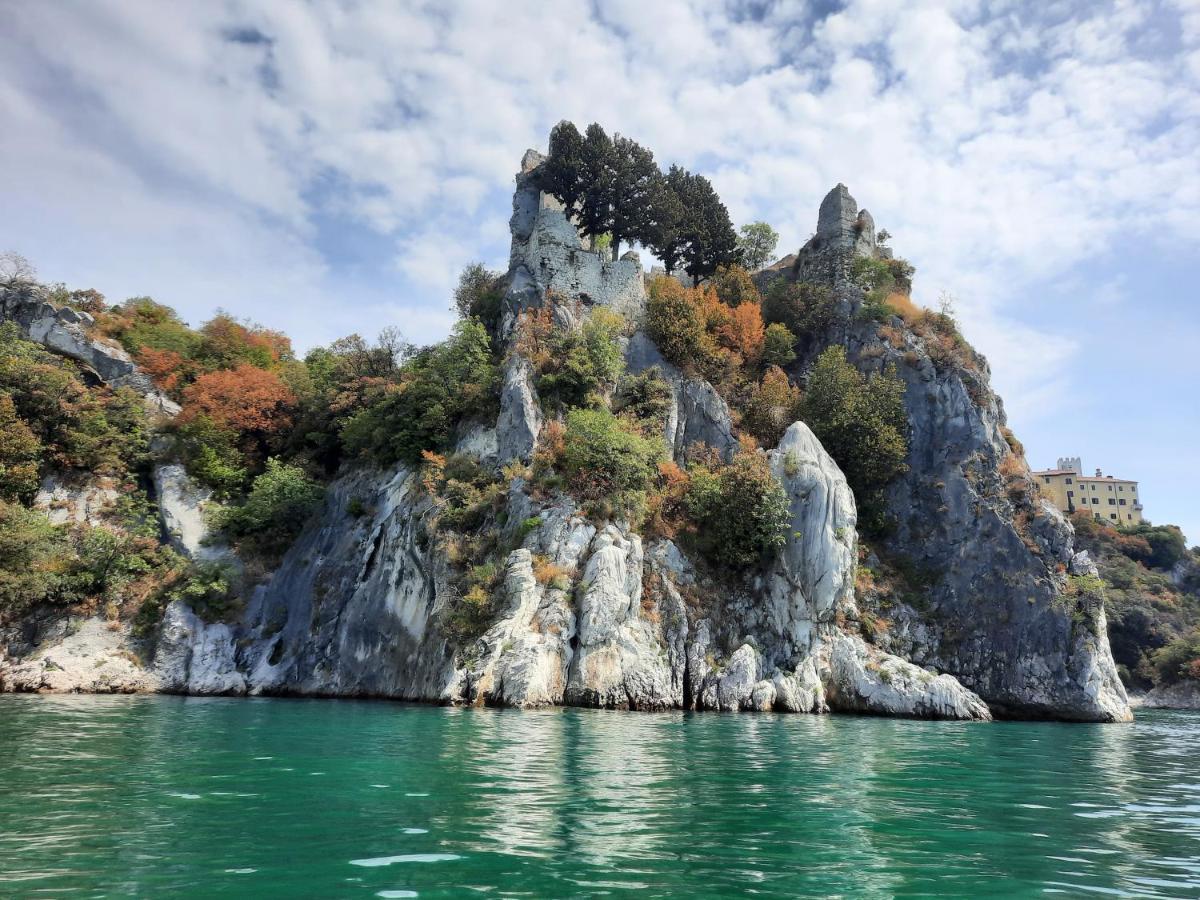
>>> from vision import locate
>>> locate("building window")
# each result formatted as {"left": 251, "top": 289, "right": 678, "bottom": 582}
{"left": 1108, "top": 498, "right": 1116, "bottom": 505}
{"left": 1068, "top": 491, "right": 1074, "bottom": 498}
{"left": 1119, "top": 499, "right": 1126, "bottom": 506}
{"left": 1107, "top": 484, "right": 1113, "bottom": 491}
{"left": 1127, "top": 514, "right": 1132, "bottom": 520}
{"left": 1119, "top": 486, "right": 1124, "bottom": 492}
{"left": 1110, "top": 513, "right": 1117, "bottom": 520}
{"left": 1066, "top": 477, "right": 1073, "bottom": 485}
{"left": 1091, "top": 498, "right": 1099, "bottom": 505}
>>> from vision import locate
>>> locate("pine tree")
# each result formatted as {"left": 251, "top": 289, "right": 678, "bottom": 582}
{"left": 542, "top": 121, "right": 585, "bottom": 215}
{"left": 607, "top": 134, "right": 660, "bottom": 260}
{"left": 682, "top": 174, "right": 740, "bottom": 281}
{"left": 645, "top": 166, "right": 689, "bottom": 275}
{"left": 577, "top": 124, "right": 615, "bottom": 245}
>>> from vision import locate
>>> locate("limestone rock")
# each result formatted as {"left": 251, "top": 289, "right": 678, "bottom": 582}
{"left": 824, "top": 631, "right": 992, "bottom": 720}
{"left": 454, "top": 424, "right": 499, "bottom": 467}
{"left": 0, "top": 618, "right": 157, "bottom": 694}
{"left": 564, "top": 526, "right": 676, "bottom": 709}
{"left": 625, "top": 330, "right": 738, "bottom": 462}
{"left": 153, "top": 464, "right": 234, "bottom": 562}
{"left": 155, "top": 601, "right": 245, "bottom": 695}
{"left": 1, "top": 282, "right": 179, "bottom": 415}
{"left": 1136, "top": 681, "right": 1200, "bottom": 710}
{"left": 497, "top": 356, "right": 543, "bottom": 464}
{"left": 32, "top": 473, "right": 119, "bottom": 526}
{"left": 768, "top": 422, "right": 859, "bottom": 632}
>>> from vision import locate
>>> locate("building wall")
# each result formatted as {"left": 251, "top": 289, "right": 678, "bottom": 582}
{"left": 1036, "top": 471, "right": 1144, "bottom": 526}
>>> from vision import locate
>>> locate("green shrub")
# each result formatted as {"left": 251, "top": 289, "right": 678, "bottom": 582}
{"left": 427, "top": 453, "right": 505, "bottom": 532}
{"left": 0, "top": 323, "right": 149, "bottom": 476}
{"left": 0, "top": 393, "right": 41, "bottom": 502}
{"left": 173, "top": 415, "right": 247, "bottom": 498}
{"left": 170, "top": 561, "right": 240, "bottom": 623}
{"left": 684, "top": 449, "right": 790, "bottom": 569}
{"left": 711, "top": 264, "right": 760, "bottom": 306}
{"left": 560, "top": 408, "right": 663, "bottom": 518}
{"left": 741, "top": 366, "right": 802, "bottom": 449}
{"left": 342, "top": 318, "right": 499, "bottom": 466}
{"left": 1149, "top": 628, "right": 1200, "bottom": 685}
{"left": 536, "top": 309, "right": 625, "bottom": 409}
{"left": 645, "top": 276, "right": 710, "bottom": 369}
{"left": 614, "top": 366, "right": 673, "bottom": 435}
{"left": 215, "top": 458, "right": 324, "bottom": 561}
{"left": 761, "top": 323, "right": 797, "bottom": 368}
{"left": 453, "top": 263, "right": 504, "bottom": 334}
{"left": 762, "top": 279, "right": 838, "bottom": 339}
{"left": 800, "top": 346, "right": 908, "bottom": 534}
{"left": 0, "top": 499, "right": 72, "bottom": 618}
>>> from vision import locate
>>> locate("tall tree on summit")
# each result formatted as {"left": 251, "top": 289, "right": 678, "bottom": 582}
{"left": 542, "top": 121, "right": 585, "bottom": 214}
{"left": 606, "top": 134, "right": 660, "bottom": 260}
{"left": 577, "top": 124, "right": 615, "bottom": 248}
{"left": 645, "top": 165, "right": 690, "bottom": 275}
{"left": 682, "top": 173, "right": 740, "bottom": 280}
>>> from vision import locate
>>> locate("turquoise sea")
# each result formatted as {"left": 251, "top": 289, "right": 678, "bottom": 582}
{"left": 1, "top": 695, "right": 1198, "bottom": 897}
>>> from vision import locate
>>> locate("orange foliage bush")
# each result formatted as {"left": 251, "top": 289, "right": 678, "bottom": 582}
{"left": 135, "top": 347, "right": 189, "bottom": 393}
{"left": 514, "top": 307, "right": 556, "bottom": 370}
{"left": 884, "top": 292, "right": 923, "bottom": 323}
{"left": 179, "top": 364, "right": 295, "bottom": 435}
{"left": 717, "top": 301, "right": 765, "bottom": 363}
{"left": 200, "top": 313, "right": 293, "bottom": 368}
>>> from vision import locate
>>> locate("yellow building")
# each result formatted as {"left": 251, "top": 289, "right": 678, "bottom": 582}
{"left": 1033, "top": 457, "right": 1144, "bottom": 526}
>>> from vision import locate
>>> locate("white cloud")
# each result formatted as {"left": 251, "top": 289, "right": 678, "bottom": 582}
{"left": 0, "top": 0, "right": 1196, "bottom": 417}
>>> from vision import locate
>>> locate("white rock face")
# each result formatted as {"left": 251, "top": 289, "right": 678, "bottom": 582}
{"left": 565, "top": 526, "right": 676, "bottom": 709}
{"left": 824, "top": 631, "right": 992, "bottom": 720}
{"left": 496, "top": 356, "right": 543, "bottom": 464}
{"left": 0, "top": 618, "right": 158, "bottom": 694}
{"left": 1136, "top": 681, "right": 1200, "bottom": 710}
{"left": 624, "top": 330, "right": 739, "bottom": 462}
{"left": 32, "top": 473, "right": 119, "bottom": 526}
{"left": 153, "top": 464, "right": 235, "bottom": 563}
{"left": 767, "top": 422, "right": 859, "bottom": 645}
{"left": 1, "top": 283, "right": 179, "bottom": 416}
{"left": 155, "top": 601, "right": 246, "bottom": 695}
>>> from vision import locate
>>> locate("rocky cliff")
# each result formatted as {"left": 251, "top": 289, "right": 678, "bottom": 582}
{"left": 776, "top": 184, "right": 1128, "bottom": 721}
{"left": 144, "top": 154, "right": 1128, "bottom": 721}
{"left": 0, "top": 152, "right": 1131, "bottom": 722}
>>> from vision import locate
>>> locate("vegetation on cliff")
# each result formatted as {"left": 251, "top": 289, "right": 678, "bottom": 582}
{"left": 1071, "top": 511, "right": 1200, "bottom": 691}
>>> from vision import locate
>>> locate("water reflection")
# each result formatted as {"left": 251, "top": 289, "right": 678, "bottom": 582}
{"left": 0, "top": 696, "right": 1198, "bottom": 897}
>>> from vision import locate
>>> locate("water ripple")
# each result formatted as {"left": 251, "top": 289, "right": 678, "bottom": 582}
{"left": 0, "top": 696, "right": 1198, "bottom": 896}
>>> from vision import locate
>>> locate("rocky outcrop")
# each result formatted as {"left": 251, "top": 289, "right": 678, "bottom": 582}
{"left": 824, "top": 631, "right": 991, "bottom": 720}
{"left": 496, "top": 356, "right": 543, "bottom": 464}
{"left": 501, "top": 150, "right": 646, "bottom": 335}
{"left": 790, "top": 184, "right": 887, "bottom": 285}
{"left": 1134, "top": 682, "right": 1200, "bottom": 710}
{"left": 152, "top": 464, "right": 237, "bottom": 563}
{"left": 625, "top": 330, "right": 738, "bottom": 462}
{"left": 32, "top": 473, "right": 119, "bottom": 526}
{"left": 146, "top": 416, "right": 985, "bottom": 718}
{"left": 778, "top": 185, "right": 1130, "bottom": 723}
{"left": 1, "top": 282, "right": 179, "bottom": 416}
{"left": 0, "top": 618, "right": 157, "bottom": 694}
{"left": 10, "top": 147, "right": 1133, "bottom": 724}
{"left": 154, "top": 601, "right": 245, "bottom": 694}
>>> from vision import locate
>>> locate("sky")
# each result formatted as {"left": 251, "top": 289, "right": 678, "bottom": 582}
{"left": 1, "top": 0, "right": 1198, "bottom": 543}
